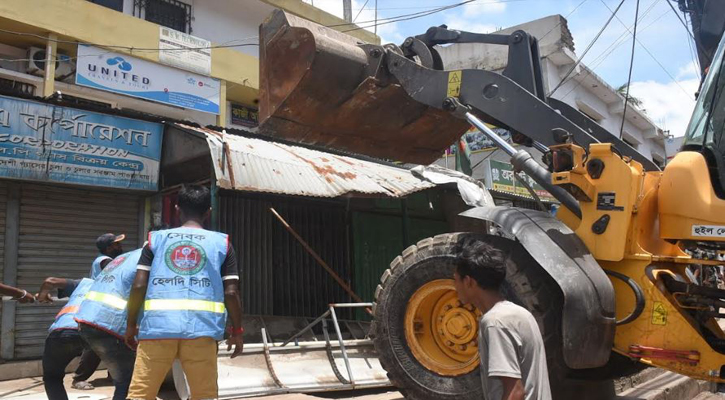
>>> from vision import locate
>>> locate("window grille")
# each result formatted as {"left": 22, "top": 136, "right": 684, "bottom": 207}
{"left": 87, "top": 0, "right": 124, "bottom": 12}
{"left": 134, "top": 0, "right": 192, "bottom": 33}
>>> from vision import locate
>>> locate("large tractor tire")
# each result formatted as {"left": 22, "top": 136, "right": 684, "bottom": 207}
{"left": 370, "top": 233, "right": 567, "bottom": 399}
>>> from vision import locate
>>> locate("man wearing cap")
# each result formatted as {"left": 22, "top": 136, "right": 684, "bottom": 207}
{"left": 70, "top": 233, "right": 126, "bottom": 391}
{"left": 75, "top": 248, "right": 143, "bottom": 400}
{"left": 37, "top": 276, "right": 95, "bottom": 400}
{"left": 91, "top": 233, "right": 125, "bottom": 279}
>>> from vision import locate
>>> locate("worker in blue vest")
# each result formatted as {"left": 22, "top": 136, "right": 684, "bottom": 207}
{"left": 71, "top": 233, "right": 126, "bottom": 391}
{"left": 74, "top": 248, "right": 142, "bottom": 400}
{"left": 37, "top": 277, "right": 94, "bottom": 400}
{"left": 125, "top": 185, "right": 244, "bottom": 400}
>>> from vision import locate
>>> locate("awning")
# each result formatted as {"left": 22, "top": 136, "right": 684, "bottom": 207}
{"left": 175, "top": 124, "right": 437, "bottom": 198}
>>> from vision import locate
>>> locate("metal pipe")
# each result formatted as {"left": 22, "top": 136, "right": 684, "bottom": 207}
{"left": 465, "top": 112, "right": 582, "bottom": 219}
{"left": 330, "top": 306, "right": 356, "bottom": 387}
{"left": 280, "top": 310, "right": 331, "bottom": 347}
{"left": 328, "top": 303, "right": 374, "bottom": 308}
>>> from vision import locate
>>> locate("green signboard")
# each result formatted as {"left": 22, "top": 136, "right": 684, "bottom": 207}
{"left": 488, "top": 159, "right": 556, "bottom": 202}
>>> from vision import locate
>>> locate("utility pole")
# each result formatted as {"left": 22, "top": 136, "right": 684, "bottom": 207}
{"left": 343, "top": 0, "right": 352, "bottom": 22}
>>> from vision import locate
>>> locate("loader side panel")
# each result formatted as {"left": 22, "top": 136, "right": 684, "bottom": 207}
{"left": 460, "top": 206, "right": 616, "bottom": 369}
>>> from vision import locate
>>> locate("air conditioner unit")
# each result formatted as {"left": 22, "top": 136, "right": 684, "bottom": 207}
{"left": 27, "top": 47, "right": 75, "bottom": 78}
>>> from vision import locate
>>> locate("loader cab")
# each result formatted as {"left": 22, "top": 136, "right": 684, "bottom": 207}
{"left": 682, "top": 33, "right": 725, "bottom": 198}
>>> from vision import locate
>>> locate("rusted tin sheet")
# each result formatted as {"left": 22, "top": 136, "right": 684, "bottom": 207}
{"left": 258, "top": 10, "right": 470, "bottom": 164}
{"left": 179, "top": 124, "right": 435, "bottom": 198}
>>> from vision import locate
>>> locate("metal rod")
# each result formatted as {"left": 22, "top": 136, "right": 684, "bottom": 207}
{"left": 465, "top": 112, "right": 582, "bottom": 218}
{"left": 330, "top": 306, "right": 355, "bottom": 387}
{"left": 270, "top": 207, "right": 372, "bottom": 314}
{"left": 280, "top": 310, "right": 331, "bottom": 347}
{"left": 328, "top": 302, "right": 374, "bottom": 308}
{"left": 466, "top": 113, "right": 517, "bottom": 156}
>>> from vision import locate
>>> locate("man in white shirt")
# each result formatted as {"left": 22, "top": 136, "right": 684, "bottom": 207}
{"left": 453, "top": 240, "right": 552, "bottom": 400}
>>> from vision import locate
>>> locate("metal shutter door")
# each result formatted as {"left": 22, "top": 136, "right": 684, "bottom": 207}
{"left": 0, "top": 182, "right": 8, "bottom": 354}
{"left": 14, "top": 184, "right": 140, "bottom": 359}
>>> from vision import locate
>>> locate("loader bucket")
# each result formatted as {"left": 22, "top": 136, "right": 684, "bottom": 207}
{"left": 259, "top": 10, "right": 470, "bottom": 164}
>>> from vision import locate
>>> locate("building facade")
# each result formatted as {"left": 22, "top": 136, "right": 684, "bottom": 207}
{"left": 0, "top": 0, "right": 387, "bottom": 362}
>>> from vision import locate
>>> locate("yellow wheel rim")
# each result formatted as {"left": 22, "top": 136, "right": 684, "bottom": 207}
{"left": 405, "top": 279, "right": 481, "bottom": 376}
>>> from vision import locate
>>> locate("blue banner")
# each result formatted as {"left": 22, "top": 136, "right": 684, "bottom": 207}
{"left": 76, "top": 44, "right": 220, "bottom": 114}
{"left": 0, "top": 95, "right": 163, "bottom": 190}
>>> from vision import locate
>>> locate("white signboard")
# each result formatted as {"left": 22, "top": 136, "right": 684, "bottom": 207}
{"left": 692, "top": 225, "right": 725, "bottom": 238}
{"left": 76, "top": 44, "right": 220, "bottom": 114}
{"left": 159, "top": 27, "right": 212, "bottom": 75}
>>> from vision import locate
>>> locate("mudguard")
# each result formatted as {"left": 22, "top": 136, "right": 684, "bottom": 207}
{"left": 460, "top": 206, "right": 616, "bottom": 369}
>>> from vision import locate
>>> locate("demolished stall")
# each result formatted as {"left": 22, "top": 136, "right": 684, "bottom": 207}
{"left": 159, "top": 123, "right": 489, "bottom": 396}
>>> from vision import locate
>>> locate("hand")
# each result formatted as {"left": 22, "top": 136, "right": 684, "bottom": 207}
{"left": 226, "top": 333, "right": 244, "bottom": 358}
{"left": 16, "top": 291, "right": 35, "bottom": 304}
{"left": 125, "top": 325, "right": 138, "bottom": 350}
{"left": 36, "top": 290, "right": 53, "bottom": 304}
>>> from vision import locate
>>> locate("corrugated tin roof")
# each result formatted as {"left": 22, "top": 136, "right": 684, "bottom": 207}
{"left": 177, "top": 124, "right": 436, "bottom": 198}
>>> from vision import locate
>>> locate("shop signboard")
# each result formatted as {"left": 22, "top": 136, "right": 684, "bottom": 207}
{"left": 76, "top": 44, "right": 220, "bottom": 114}
{"left": 230, "top": 103, "right": 258, "bottom": 128}
{"left": 159, "top": 27, "right": 212, "bottom": 75}
{"left": 0, "top": 95, "right": 163, "bottom": 190}
{"left": 487, "top": 159, "right": 556, "bottom": 202}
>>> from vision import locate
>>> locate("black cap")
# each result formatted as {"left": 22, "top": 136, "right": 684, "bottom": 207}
{"left": 96, "top": 233, "right": 125, "bottom": 251}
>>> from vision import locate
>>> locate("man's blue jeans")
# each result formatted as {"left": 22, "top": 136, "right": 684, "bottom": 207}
{"left": 78, "top": 324, "right": 136, "bottom": 400}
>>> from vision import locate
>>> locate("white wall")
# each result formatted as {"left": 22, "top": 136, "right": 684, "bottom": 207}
{"left": 190, "top": 0, "right": 275, "bottom": 58}
{"left": 118, "top": 0, "right": 273, "bottom": 58}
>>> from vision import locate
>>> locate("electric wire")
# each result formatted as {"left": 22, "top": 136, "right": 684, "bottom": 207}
{"left": 353, "top": 0, "right": 371, "bottom": 23}
{"left": 665, "top": 0, "right": 711, "bottom": 65}
{"left": 0, "top": 0, "right": 478, "bottom": 52}
{"left": 539, "top": 0, "right": 590, "bottom": 41}
{"left": 342, "top": 0, "right": 479, "bottom": 33}
{"left": 548, "top": 0, "right": 627, "bottom": 96}
{"left": 557, "top": 3, "right": 669, "bottom": 100}
{"left": 555, "top": 0, "right": 659, "bottom": 99}
{"left": 600, "top": 0, "right": 695, "bottom": 100}
{"left": 619, "top": 0, "right": 641, "bottom": 136}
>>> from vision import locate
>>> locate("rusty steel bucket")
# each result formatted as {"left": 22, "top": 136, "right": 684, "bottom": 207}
{"left": 258, "top": 10, "right": 469, "bottom": 165}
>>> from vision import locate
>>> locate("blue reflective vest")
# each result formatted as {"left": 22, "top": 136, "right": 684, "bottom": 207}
{"left": 48, "top": 278, "right": 94, "bottom": 333}
{"left": 139, "top": 227, "right": 228, "bottom": 340}
{"left": 75, "top": 249, "right": 142, "bottom": 339}
{"left": 90, "top": 254, "right": 112, "bottom": 279}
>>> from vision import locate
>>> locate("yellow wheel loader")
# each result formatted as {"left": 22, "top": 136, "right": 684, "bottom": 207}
{"left": 258, "top": 2, "right": 725, "bottom": 398}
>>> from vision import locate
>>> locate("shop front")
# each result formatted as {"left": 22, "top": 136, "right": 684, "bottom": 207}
{"left": 0, "top": 95, "right": 163, "bottom": 360}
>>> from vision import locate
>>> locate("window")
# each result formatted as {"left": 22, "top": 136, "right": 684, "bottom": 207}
{"left": 652, "top": 155, "right": 665, "bottom": 169}
{"left": 134, "top": 0, "right": 191, "bottom": 33}
{"left": 87, "top": 0, "right": 124, "bottom": 12}
{"left": 623, "top": 137, "right": 639, "bottom": 150}
{"left": 580, "top": 109, "right": 602, "bottom": 124}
